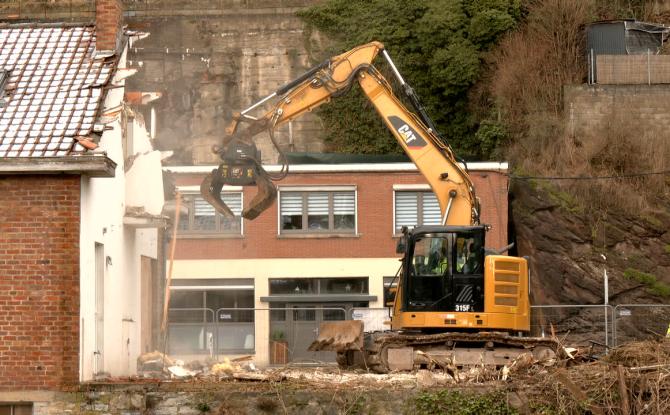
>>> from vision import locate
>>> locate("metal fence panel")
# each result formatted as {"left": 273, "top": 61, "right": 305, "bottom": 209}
{"left": 530, "top": 305, "right": 614, "bottom": 348}
{"left": 165, "top": 304, "right": 670, "bottom": 360}
{"left": 587, "top": 51, "right": 670, "bottom": 85}
{"left": 166, "top": 307, "right": 347, "bottom": 364}
{"left": 350, "top": 307, "right": 392, "bottom": 332}
{"left": 614, "top": 304, "right": 670, "bottom": 347}
{"left": 167, "top": 308, "right": 216, "bottom": 355}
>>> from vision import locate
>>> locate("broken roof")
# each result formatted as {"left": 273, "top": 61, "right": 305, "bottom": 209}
{"left": 0, "top": 23, "right": 116, "bottom": 158}
{"left": 587, "top": 20, "right": 670, "bottom": 55}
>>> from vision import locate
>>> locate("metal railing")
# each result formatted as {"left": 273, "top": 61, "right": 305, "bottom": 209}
{"left": 166, "top": 307, "right": 348, "bottom": 362}
{"left": 530, "top": 305, "right": 614, "bottom": 349}
{"left": 166, "top": 304, "right": 669, "bottom": 359}
{"left": 613, "top": 304, "right": 670, "bottom": 347}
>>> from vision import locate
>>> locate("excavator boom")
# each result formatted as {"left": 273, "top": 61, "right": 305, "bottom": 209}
{"left": 201, "top": 42, "right": 552, "bottom": 373}
{"left": 201, "top": 42, "right": 479, "bottom": 225}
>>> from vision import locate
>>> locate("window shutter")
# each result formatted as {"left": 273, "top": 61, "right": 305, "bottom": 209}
{"left": 395, "top": 192, "right": 418, "bottom": 229}
{"left": 422, "top": 192, "right": 441, "bottom": 225}
{"left": 220, "top": 193, "right": 242, "bottom": 216}
{"left": 194, "top": 198, "right": 215, "bottom": 216}
{"left": 307, "top": 192, "right": 329, "bottom": 215}
{"left": 333, "top": 192, "right": 355, "bottom": 214}
{"left": 280, "top": 192, "right": 303, "bottom": 215}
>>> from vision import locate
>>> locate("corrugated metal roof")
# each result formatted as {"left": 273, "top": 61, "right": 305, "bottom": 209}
{"left": 587, "top": 21, "right": 626, "bottom": 55}
{"left": 587, "top": 20, "right": 670, "bottom": 55}
{"left": 0, "top": 24, "right": 116, "bottom": 158}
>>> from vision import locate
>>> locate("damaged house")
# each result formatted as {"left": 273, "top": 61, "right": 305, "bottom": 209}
{"left": 0, "top": 0, "right": 166, "bottom": 403}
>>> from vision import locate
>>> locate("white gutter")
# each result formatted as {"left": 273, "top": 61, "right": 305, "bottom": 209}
{"left": 164, "top": 162, "right": 509, "bottom": 174}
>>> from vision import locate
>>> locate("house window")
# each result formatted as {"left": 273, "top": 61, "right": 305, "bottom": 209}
{"left": 178, "top": 193, "right": 242, "bottom": 235}
{"left": 279, "top": 189, "right": 356, "bottom": 234}
{"left": 394, "top": 191, "right": 440, "bottom": 233}
{"left": 269, "top": 278, "right": 369, "bottom": 295}
{"left": 168, "top": 280, "right": 254, "bottom": 354}
{"left": 0, "top": 404, "right": 32, "bottom": 415}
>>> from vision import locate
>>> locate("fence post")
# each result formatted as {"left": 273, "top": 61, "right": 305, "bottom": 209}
{"left": 591, "top": 49, "right": 595, "bottom": 84}
{"left": 648, "top": 48, "right": 651, "bottom": 85}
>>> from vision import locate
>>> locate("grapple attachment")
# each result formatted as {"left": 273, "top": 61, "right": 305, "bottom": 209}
{"left": 199, "top": 140, "right": 278, "bottom": 220}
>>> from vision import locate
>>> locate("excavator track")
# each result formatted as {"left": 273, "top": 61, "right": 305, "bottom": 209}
{"left": 337, "top": 331, "right": 559, "bottom": 374}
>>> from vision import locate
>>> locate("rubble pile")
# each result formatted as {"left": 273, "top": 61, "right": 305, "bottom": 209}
{"left": 132, "top": 340, "right": 670, "bottom": 414}
{"left": 134, "top": 345, "right": 568, "bottom": 386}
{"left": 520, "top": 339, "right": 670, "bottom": 414}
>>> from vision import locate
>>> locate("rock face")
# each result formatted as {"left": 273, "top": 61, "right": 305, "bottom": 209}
{"left": 511, "top": 179, "right": 670, "bottom": 342}
{"left": 510, "top": 180, "right": 670, "bottom": 345}
{"left": 512, "top": 179, "right": 670, "bottom": 305}
{"left": 125, "top": 3, "right": 327, "bottom": 165}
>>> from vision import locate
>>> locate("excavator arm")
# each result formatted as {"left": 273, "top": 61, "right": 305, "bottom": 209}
{"left": 202, "top": 41, "right": 480, "bottom": 225}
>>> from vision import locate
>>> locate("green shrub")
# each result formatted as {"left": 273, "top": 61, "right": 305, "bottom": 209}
{"left": 298, "top": 0, "right": 521, "bottom": 159}
{"left": 624, "top": 268, "right": 656, "bottom": 285}
{"left": 624, "top": 268, "right": 670, "bottom": 298}
{"left": 407, "top": 389, "right": 517, "bottom": 415}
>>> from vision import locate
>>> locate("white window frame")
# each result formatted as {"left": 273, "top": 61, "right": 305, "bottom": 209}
{"left": 392, "top": 184, "right": 440, "bottom": 235}
{"left": 176, "top": 185, "right": 244, "bottom": 236}
{"left": 277, "top": 185, "right": 358, "bottom": 236}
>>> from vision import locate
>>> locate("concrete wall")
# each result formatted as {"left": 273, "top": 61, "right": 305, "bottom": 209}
{"left": 123, "top": 1, "right": 326, "bottom": 165}
{"left": 565, "top": 84, "right": 670, "bottom": 137}
{"left": 0, "top": 175, "right": 81, "bottom": 391}
{"left": 0, "top": 1, "right": 326, "bottom": 165}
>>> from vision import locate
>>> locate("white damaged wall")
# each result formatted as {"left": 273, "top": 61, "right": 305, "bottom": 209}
{"left": 80, "top": 46, "right": 165, "bottom": 380}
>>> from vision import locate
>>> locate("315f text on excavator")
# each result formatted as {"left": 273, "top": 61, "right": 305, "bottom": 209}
{"left": 200, "top": 41, "right": 557, "bottom": 373}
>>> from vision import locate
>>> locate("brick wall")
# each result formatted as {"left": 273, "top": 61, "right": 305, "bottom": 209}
{"left": 96, "top": 0, "right": 123, "bottom": 51}
{"left": 174, "top": 169, "right": 509, "bottom": 260}
{"left": 0, "top": 175, "right": 80, "bottom": 391}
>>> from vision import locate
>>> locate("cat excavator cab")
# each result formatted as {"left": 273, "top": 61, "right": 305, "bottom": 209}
{"left": 201, "top": 42, "right": 557, "bottom": 372}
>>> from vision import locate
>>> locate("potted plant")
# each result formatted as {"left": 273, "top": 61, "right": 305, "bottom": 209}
{"left": 269, "top": 330, "right": 288, "bottom": 364}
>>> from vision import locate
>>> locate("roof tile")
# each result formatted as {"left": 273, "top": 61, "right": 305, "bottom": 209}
{"left": 0, "top": 24, "right": 117, "bottom": 158}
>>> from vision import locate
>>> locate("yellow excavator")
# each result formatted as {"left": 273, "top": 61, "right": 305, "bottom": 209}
{"left": 201, "top": 42, "right": 557, "bottom": 372}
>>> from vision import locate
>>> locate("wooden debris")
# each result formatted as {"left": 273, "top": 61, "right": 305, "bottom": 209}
{"left": 233, "top": 372, "right": 286, "bottom": 382}
{"left": 554, "top": 369, "right": 604, "bottom": 415}
{"left": 617, "top": 365, "right": 630, "bottom": 415}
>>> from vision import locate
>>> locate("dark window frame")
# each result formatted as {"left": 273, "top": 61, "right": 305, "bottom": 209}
{"left": 178, "top": 192, "right": 243, "bottom": 236}
{"left": 279, "top": 190, "right": 356, "bottom": 235}
{"left": 269, "top": 277, "right": 369, "bottom": 295}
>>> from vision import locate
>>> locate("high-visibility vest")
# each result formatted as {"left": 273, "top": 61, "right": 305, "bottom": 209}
{"left": 436, "top": 259, "right": 448, "bottom": 274}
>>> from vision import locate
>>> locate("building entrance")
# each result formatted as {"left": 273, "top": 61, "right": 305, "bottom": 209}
{"left": 270, "top": 303, "right": 349, "bottom": 363}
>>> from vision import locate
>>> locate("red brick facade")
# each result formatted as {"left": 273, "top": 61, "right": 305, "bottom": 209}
{"left": 174, "top": 169, "right": 509, "bottom": 260}
{"left": 96, "top": 0, "right": 123, "bottom": 51}
{"left": 0, "top": 175, "right": 80, "bottom": 390}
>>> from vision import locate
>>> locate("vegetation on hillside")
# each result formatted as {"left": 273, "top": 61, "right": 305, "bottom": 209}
{"left": 301, "top": 0, "right": 669, "bottom": 215}
{"left": 298, "top": 0, "right": 522, "bottom": 159}
{"left": 488, "top": 0, "right": 669, "bottom": 214}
